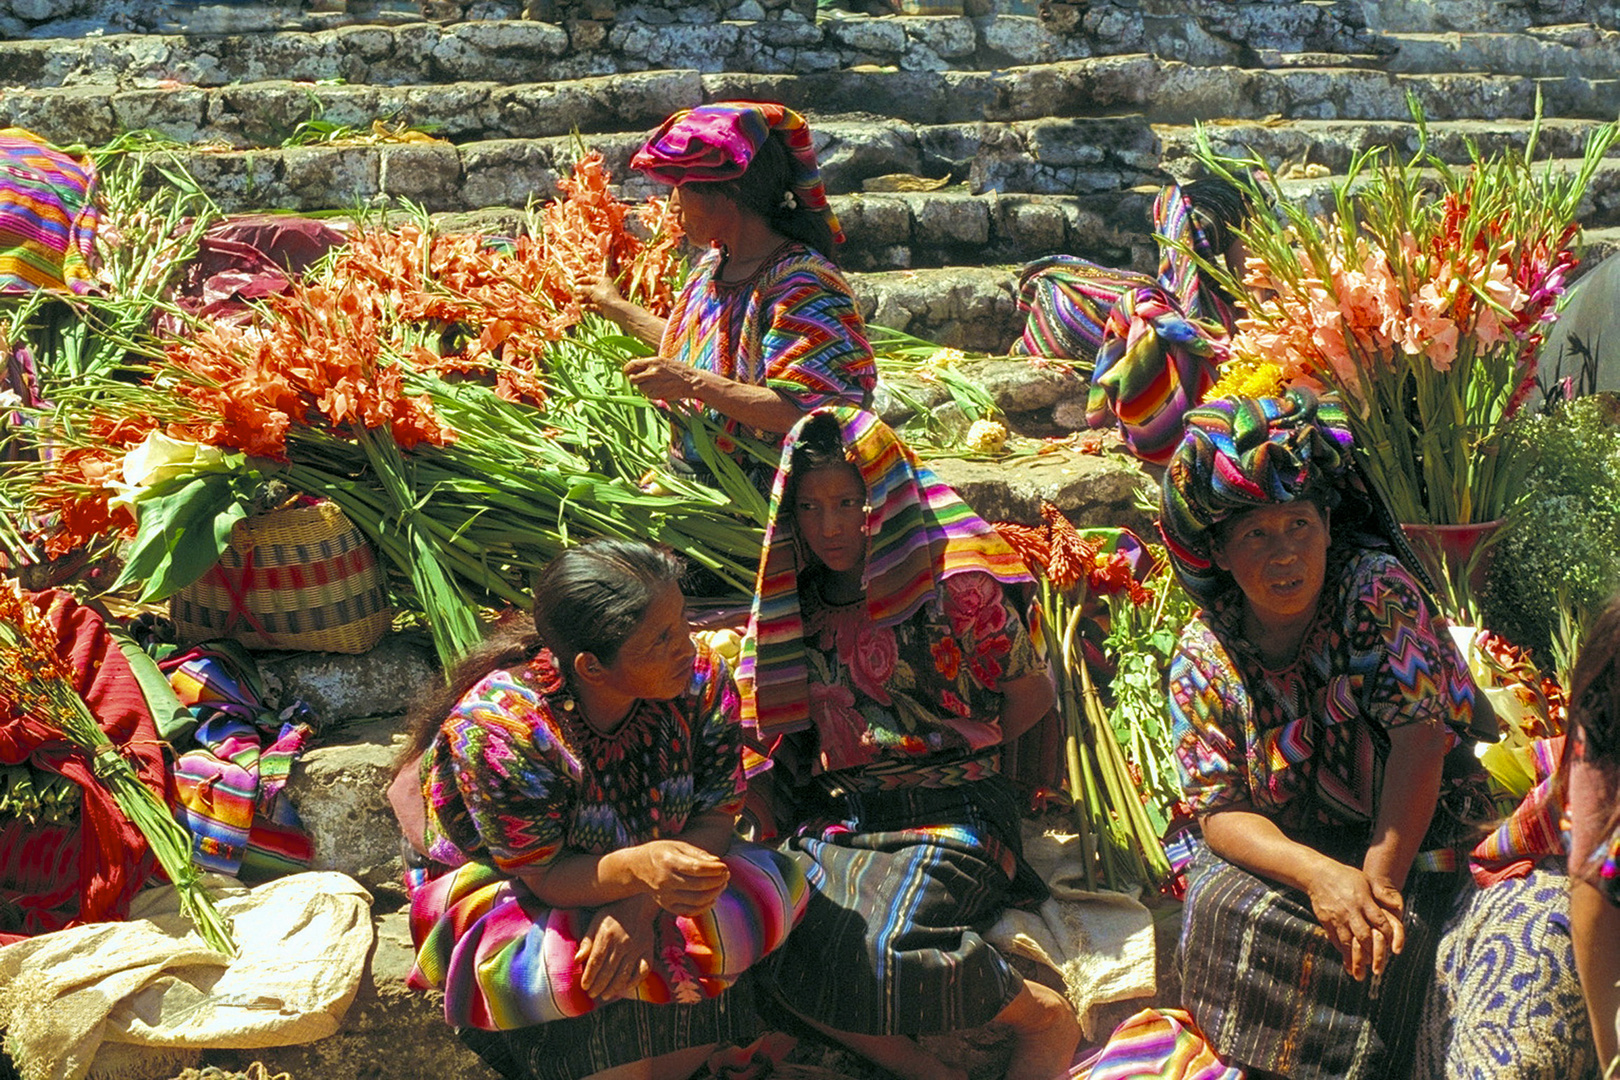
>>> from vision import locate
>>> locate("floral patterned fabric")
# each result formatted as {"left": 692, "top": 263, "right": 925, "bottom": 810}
{"left": 802, "top": 571, "right": 1044, "bottom": 776}
{"left": 661, "top": 243, "right": 875, "bottom": 478}
{"left": 421, "top": 645, "right": 745, "bottom": 872}
{"left": 1167, "top": 547, "right": 1476, "bottom": 831}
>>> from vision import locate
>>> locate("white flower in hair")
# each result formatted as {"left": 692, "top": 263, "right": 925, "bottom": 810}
{"left": 780, "top": 190, "right": 798, "bottom": 210}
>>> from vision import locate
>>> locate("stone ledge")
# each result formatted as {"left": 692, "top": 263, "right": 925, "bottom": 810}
{"left": 930, "top": 449, "right": 1158, "bottom": 539}
{"left": 1157, "top": 116, "right": 1620, "bottom": 179}
{"left": 1270, "top": 155, "right": 1620, "bottom": 230}
{"left": 848, "top": 265, "right": 1023, "bottom": 353}
{"left": 8, "top": 60, "right": 1616, "bottom": 159}
{"left": 0, "top": 14, "right": 1130, "bottom": 91}
{"left": 1380, "top": 27, "right": 1620, "bottom": 80}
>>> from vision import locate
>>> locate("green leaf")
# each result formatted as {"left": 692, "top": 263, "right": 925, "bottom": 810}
{"left": 111, "top": 474, "right": 250, "bottom": 602}
{"left": 595, "top": 334, "right": 656, "bottom": 358}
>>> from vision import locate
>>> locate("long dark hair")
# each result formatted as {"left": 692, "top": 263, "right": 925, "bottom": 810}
{"left": 701, "top": 131, "right": 839, "bottom": 265}
{"left": 1566, "top": 593, "right": 1620, "bottom": 883}
{"left": 1182, "top": 176, "right": 1250, "bottom": 257}
{"left": 395, "top": 539, "right": 685, "bottom": 773}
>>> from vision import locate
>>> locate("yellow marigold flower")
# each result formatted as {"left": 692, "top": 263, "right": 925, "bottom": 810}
{"left": 924, "top": 347, "right": 965, "bottom": 369}
{"left": 1204, "top": 359, "right": 1287, "bottom": 404}
{"left": 966, "top": 419, "right": 1008, "bottom": 455}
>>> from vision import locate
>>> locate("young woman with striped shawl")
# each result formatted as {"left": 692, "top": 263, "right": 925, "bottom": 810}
{"left": 1159, "top": 390, "right": 1498, "bottom": 1079}
{"left": 582, "top": 102, "right": 876, "bottom": 492}
{"left": 392, "top": 540, "right": 806, "bottom": 1080}
{"left": 738, "top": 406, "right": 1080, "bottom": 1080}
{"left": 1567, "top": 595, "right": 1620, "bottom": 1075}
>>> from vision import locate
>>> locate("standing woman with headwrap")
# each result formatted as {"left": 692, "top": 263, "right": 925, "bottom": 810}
{"left": 582, "top": 102, "right": 877, "bottom": 492}
{"left": 1159, "top": 391, "right": 1490, "bottom": 1079}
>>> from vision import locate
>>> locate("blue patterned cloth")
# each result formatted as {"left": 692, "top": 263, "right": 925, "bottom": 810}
{"left": 1415, "top": 869, "right": 1597, "bottom": 1080}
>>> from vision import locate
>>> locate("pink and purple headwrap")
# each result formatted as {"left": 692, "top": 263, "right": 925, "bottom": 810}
{"left": 630, "top": 101, "right": 843, "bottom": 244}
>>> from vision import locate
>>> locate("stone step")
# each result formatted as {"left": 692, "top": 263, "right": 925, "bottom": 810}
{"left": 1134, "top": 0, "right": 1383, "bottom": 68}
{"left": 12, "top": 94, "right": 1164, "bottom": 200}
{"left": 707, "top": 57, "right": 1620, "bottom": 126}
{"left": 1358, "top": 0, "right": 1620, "bottom": 34}
{"left": 0, "top": 14, "right": 1107, "bottom": 92}
{"left": 1267, "top": 156, "right": 1620, "bottom": 231}
{"left": 1579, "top": 224, "right": 1620, "bottom": 266}
{"left": 1159, "top": 116, "right": 1620, "bottom": 180}
{"left": 1379, "top": 26, "right": 1620, "bottom": 79}
{"left": 847, "top": 266, "right": 1024, "bottom": 354}
{"left": 9, "top": 58, "right": 1618, "bottom": 163}
{"left": 128, "top": 134, "right": 1161, "bottom": 268}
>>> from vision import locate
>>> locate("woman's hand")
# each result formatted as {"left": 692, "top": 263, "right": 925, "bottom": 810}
{"left": 624, "top": 356, "right": 701, "bottom": 402}
{"left": 575, "top": 893, "right": 657, "bottom": 1001}
{"left": 577, "top": 272, "right": 667, "bottom": 347}
{"left": 631, "top": 838, "right": 730, "bottom": 915}
{"left": 1307, "top": 860, "right": 1406, "bottom": 981}
{"left": 577, "top": 271, "right": 625, "bottom": 315}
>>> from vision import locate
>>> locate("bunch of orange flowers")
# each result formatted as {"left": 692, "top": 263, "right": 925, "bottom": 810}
{"left": 0, "top": 579, "right": 234, "bottom": 952}
{"left": 997, "top": 502, "right": 1153, "bottom": 605}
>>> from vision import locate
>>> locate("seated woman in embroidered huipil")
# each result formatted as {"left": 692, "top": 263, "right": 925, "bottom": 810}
{"left": 738, "top": 407, "right": 1080, "bottom": 1080}
{"left": 1160, "top": 391, "right": 1489, "bottom": 1080}
{"left": 392, "top": 540, "right": 805, "bottom": 1080}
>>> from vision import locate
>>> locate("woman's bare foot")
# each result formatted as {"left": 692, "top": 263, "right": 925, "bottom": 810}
{"left": 994, "top": 982, "right": 1081, "bottom": 1080}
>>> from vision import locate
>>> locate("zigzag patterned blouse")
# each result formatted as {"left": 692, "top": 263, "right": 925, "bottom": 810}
{"left": 1168, "top": 548, "right": 1477, "bottom": 832}
{"left": 661, "top": 241, "right": 875, "bottom": 468}
{"left": 420, "top": 646, "right": 745, "bottom": 872}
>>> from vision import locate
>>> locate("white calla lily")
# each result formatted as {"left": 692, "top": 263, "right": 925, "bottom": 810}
{"left": 106, "top": 432, "right": 230, "bottom": 514}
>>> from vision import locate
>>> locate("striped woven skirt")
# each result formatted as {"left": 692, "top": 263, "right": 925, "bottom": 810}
{"left": 1178, "top": 842, "right": 1460, "bottom": 1080}
{"left": 455, "top": 975, "right": 763, "bottom": 1080}
{"left": 762, "top": 775, "right": 1043, "bottom": 1037}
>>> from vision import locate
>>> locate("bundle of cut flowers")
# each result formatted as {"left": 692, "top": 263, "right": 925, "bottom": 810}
{"left": 996, "top": 503, "right": 1194, "bottom": 892}
{"left": 1193, "top": 104, "right": 1617, "bottom": 530}
{"left": 0, "top": 579, "right": 234, "bottom": 953}
{"left": 5, "top": 152, "right": 781, "bottom": 669}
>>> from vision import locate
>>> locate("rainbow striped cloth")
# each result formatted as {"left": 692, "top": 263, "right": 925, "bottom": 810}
{"left": 0, "top": 130, "right": 99, "bottom": 295}
{"left": 407, "top": 843, "right": 808, "bottom": 1030}
{"left": 738, "top": 406, "right": 1033, "bottom": 739}
{"left": 163, "top": 644, "right": 316, "bottom": 878}
{"left": 1015, "top": 186, "right": 1237, "bottom": 465}
{"left": 1070, "top": 1008, "right": 1243, "bottom": 1080}
{"left": 1470, "top": 734, "right": 1568, "bottom": 887}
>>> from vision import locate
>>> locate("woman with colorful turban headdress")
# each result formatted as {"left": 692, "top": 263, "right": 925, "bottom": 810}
{"left": 1161, "top": 390, "right": 1489, "bottom": 1079}
{"left": 582, "top": 102, "right": 876, "bottom": 493}
{"left": 737, "top": 406, "right": 1080, "bottom": 1080}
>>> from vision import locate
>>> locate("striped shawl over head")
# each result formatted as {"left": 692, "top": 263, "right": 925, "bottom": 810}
{"left": 738, "top": 407, "right": 1032, "bottom": 739}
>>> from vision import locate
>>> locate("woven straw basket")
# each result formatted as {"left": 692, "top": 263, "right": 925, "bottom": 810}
{"left": 171, "top": 499, "right": 392, "bottom": 655}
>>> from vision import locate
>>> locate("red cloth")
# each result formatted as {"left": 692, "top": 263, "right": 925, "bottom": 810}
{"left": 0, "top": 590, "right": 169, "bottom": 941}
{"left": 174, "top": 215, "right": 348, "bottom": 325}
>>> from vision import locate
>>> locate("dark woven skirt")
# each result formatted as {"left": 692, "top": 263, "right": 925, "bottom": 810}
{"left": 1178, "top": 842, "right": 1460, "bottom": 1080}
{"left": 456, "top": 973, "right": 762, "bottom": 1080}
{"left": 763, "top": 776, "right": 1040, "bottom": 1037}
